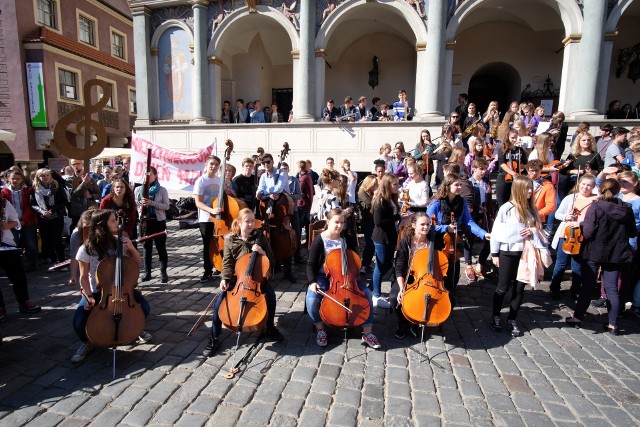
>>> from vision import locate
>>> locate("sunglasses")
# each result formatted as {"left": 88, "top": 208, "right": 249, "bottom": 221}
{"left": 262, "top": 160, "right": 272, "bottom": 165}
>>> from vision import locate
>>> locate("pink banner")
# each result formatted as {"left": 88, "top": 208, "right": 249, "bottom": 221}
{"left": 131, "top": 133, "right": 216, "bottom": 191}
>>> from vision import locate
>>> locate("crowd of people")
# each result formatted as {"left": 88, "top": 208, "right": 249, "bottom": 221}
{"left": 606, "top": 99, "right": 640, "bottom": 120}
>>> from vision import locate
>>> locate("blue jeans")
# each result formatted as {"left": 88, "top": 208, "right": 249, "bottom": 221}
{"left": 306, "top": 272, "right": 374, "bottom": 326}
{"left": 372, "top": 242, "right": 394, "bottom": 298}
{"left": 73, "top": 290, "right": 150, "bottom": 342}
{"left": 549, "top": 238, "right": 582, "bottom": 293}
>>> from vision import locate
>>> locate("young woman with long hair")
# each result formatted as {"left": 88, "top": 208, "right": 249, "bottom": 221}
{"left": 2, "top": 169, "right": 38, "bottom": 271}
{"left": 71, "top": 209, "right": 151, "bottom": 363}
{"left": 203, "top": 208, "right": 283, "bottom": 357}
{"left": 31, "top": 168, "right": 67, "bottom": 265}
{"left": 495, "top": 129, "right": 528, "bottom": 208}
{"left": 316, "top": 168, "right": 342, "bottom": 221}
{"left": 393, "top": 212, "right": 443, "bottom": 338}
{"left": 548, "top": 173, "right": 598, "bottom": 300}
{"left": 306, "top": 208, "right": 381, "bottom": 349}
{"left": 357, "top": 175, "right": 378, "bottom": 273}
{"left": 99, "top": 177, "right": 138, "bottom": 239}
{"left": 427, "top": 174, "right": 489, "bottom": 304}
{"left": 566, "top": 179, "right": 636, "bottom": 335}
{"left": 490, "top": 176, "right": 543, "bottom": 337}
{"left": 370, "top": 173, "right": 401, "bottom": 309}
{"left": 559, "top": 132, "right": 603, "bottom": 200}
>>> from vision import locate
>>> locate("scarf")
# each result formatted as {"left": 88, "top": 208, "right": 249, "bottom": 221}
{"left": 34, "top": 184, "right": 58, "bottom": 219}
{"left": 440, "top": 195, "right": 463, "bottom": 225}
{"left": 146, "top": 181, "right": 160, "bottom": 218}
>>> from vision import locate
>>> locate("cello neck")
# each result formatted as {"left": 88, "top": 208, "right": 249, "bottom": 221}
{"left": 341, "top": 238, "right": 348, "bottom": 276}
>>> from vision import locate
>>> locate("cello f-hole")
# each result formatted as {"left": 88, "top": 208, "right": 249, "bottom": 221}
{"left": 423, "top": 294, "right": 430, "bottom": 322}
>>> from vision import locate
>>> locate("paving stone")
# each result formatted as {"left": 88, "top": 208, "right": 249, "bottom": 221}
{"left": 361, "top": 398, "right": 384, "bottom": 420}
{"left": 298, "top": 407, "right": 328, "bottom": 427}
{"left": 310, "top": 376, "right": 336, "bottom": 395}
{"left": 174, "top": 412, "right": 208, "bottom": 427}
{"left": 151, "top": 400, "right": 190, "bottom": 424}
{"left": 222, "top": 384, "right": 257, "bottom": 407}
{"left": 414, "top": 415, "right": 442, "bottom": 427}
{"left": 267, "top": 413, "right": 298, "bottom": 427}
{"left": 206, "top": 405, "right": 241, "bottom": 427}
{"left": 89, "top": 408, "right": 128, "bottom": 427}
{"left": 282, "top": 380, "right": 312, "bottom": 397}
{"left": 238, "top": 401, "right": 276, "bottom": 425}
{"left": 49, "top": 395, "right": 90, "bottom": 416}
{"left": 440, "top": 404, "right": 470, "bottom": 424}
{"left": 520, "top": 410, "right": 554, "bottom": 426}
{"left": 120, "top": 400, "right": 161, "bottom": 427}
{"left": 306, "top": 392, "right": 333, "bottom": 408}
{"left": 274, "top": 397, "right": 305, "bottom": 417}
{"left": 326, "top": 405, "right": 358, "bottom": 426}
{"left": 334, "top": 387, "right": 361, "bottom": 408}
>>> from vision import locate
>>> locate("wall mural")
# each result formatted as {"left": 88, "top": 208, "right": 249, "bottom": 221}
{"left": 158, "top": 28, "right": 193, "bottom": 120}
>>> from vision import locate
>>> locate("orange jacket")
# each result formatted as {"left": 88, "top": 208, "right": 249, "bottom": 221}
{"left": 534, "top": 180, "right": 556, "bottom": 221}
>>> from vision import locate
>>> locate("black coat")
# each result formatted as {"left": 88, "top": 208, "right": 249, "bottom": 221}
{"left": 581, "top": 198, "right": 637, "bottom": 263}
{"left": 372, "top": 200, "right": 400, "bottom": 245}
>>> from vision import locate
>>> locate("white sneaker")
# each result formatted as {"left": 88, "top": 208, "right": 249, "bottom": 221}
{"left": 138, "top": 331, "right": 153, "bottom": 342}
{"left": 373, "top": 296, "right": 391, "bottom": 309}
{"left": 71, "top": 342, "right": 93, "bottom": 363}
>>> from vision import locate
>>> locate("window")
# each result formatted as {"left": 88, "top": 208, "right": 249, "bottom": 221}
{"left": 112, "top": 32, "right": 125, "bottom": 59}
{"left": 97, "top": 83, "right": 115, "bottom": 109}
{"left": 58, "top": 69, "right": 78, "bottom": 100}
{"left": 129, "top": 89, "right": 137, "bottom": 114}
{"left": 36, "top": 0, "right": 57, "bottom": 29}
{"left": 78, "top": 15, "right": 95, "bottom": 46}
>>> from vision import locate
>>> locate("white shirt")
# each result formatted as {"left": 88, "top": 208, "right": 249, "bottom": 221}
{"left": 193, "top": 174, "right": 222, "bottom": 222}
{"left": 0, "top": 200, "right": 19, "bottom": 249}
{"left": 406, "top": 180, "right": 429, "bottom": 207}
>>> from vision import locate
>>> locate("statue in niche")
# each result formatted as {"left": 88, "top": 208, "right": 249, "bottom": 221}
{"left": 280, "top": 1, "right": 299, "bottom": 30}
{"left": 406, "top": 0, "right": 425, "bottom": 18}
{"left": 246, "top": 0, "right": 257, "bottom": 13}
{"left": 322, "top": 0, "right": 336, "bottom": 23}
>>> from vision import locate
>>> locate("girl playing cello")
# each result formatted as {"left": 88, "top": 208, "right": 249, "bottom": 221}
{"left": 393, "top": 213, "right": 445, "bottom": 338}
{"left": 306, "top": 208, "right": 381, "bottom": 349}
{"left": 202, "top": 208, "right": 283, "bottom": 357}
{"left": 71, "top": 209, "right": 151, "bottom": 363}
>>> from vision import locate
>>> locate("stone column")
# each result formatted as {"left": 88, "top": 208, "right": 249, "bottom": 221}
{"left": 596, "top": 33, "right": 617, "bottom": 114}
{"left": 131, "top": 6, "right": 152, "bottom": 126}
{"left": 558, "top": 35, "right": 580, "bottom": 113}
{"left": 294, "top": 0, "right": 315, "bottom": 122}
{"left": 442, "top": 42, "right": 456, "bottom": 117}
{"left": 191, "top": 0, "right": 210, "bottom": 123}
{"left": 315, "top": 51, "right": 326, "bottom": 119}
{"left": 420, "top": 0, "right": 447, "bottom": 119}
{"left": 209, "top": 57, "right": 223, "bottom": 123}
{"left": 570, "top": 0, "right": 606, "bottom": 117}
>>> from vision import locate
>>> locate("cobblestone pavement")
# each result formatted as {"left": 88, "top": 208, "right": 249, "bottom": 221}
{"left": 2, "top": 221, "right": 640, "bottom": 426}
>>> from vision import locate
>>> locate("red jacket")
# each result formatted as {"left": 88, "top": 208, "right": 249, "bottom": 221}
{"left": 298, "top": 172, "right": 313, "bottom": 211}
{"left": 1, "top": 186, "right": 37, "bottom": 226}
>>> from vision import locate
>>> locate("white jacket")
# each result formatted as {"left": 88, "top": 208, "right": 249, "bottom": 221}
{"left": 490, "top": 202, "right": 546, "bottom": 255}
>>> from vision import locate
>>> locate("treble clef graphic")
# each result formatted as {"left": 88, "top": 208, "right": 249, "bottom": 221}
{"left": 54, "top": 79, "right": 111, "bottom": 160}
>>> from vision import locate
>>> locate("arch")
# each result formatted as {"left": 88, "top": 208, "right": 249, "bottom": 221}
{"left": 208, "top": 5, "right": 299, "bottom": 57}
{"left": 606, "top": 0, "right": 637, "bottom": 32}
{"left": 315, "top": 0, "right": 427, "bottom": 50}
{"left": 468, "top": 62, "right": 521, "bottom": 113}
{"left": 446, "top": 0, "right": 582, "bottom": 40}
{"left": 151, "top": 20, "right": 194, "bottom": 49}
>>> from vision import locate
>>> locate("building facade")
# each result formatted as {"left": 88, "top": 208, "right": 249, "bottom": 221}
{"left": 0, "top": 0, "right": 136, "bottom": 167}
{"left": 129, "top": 0, "right": 640, "bottom": 172}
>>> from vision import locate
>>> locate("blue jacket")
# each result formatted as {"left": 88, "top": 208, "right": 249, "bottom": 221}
{"left": 426, "top": 199, "right": 487, "bottom": 240}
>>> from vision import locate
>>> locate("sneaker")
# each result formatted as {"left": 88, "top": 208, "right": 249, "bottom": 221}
{"left": 316, "top": 330, "right": 328, "bottom": 347}
{"left": 202, "top": 337, "right": 220, "bottom": 357}
{"left": 474, "top": 263, "right": 484, "bottom": 277}
{"left": 373, "top": 296, "right": 391, "bottom": 309}
{"left": 490, "top": 315, "right": 503, "bottom": 332}
{"left": 465, "top": 265, "right": 477, "bottom": 283}
{"left": 200, "top": 272, "right": 212, "bottom": 283}
{"left": 0, "top": 307, "right": 6, "bottom": 322}
{"left": 362, "top": 333, "right": 382, "bottom": 349}
{"left": 138, "top": 331, "right": 153, "bottom": 342}
{"left": 394, "top": 329, "right": 406, "bottom": 339}
{"left": 508, "top": 320, "right": 522, "bottom": 337}
{"left": 267, "top": 327, "right": 284, "bottom": 342}
{"left": 19, "top": 301, "right": 41, "bottom": 314}
{"left": 211, "top": 269, "right": 221, "bottom": 276}
{"left": 591, "top": 297, "right": 608, "bottom": 308}
{"left": 71, "top": 342, "right": 93, "bottom": 363}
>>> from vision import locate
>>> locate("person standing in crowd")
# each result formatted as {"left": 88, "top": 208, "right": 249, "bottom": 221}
{"left": 0, "top": 193, "right": 41, "bottom": 322}
{"left": 296, "top": 160, "right": 314, "bottom": 262}
{"left": 392, "top": 89, "right": 411, "bottom": 121}
{"left": 455, "top": 93, "right": 468, "bottom": 118}
{"left": 135, "top": 167, "right": 170, "bottom": 283}
{"left": 250, "top": 100, "right": 265, "bottom": 123}
{"left": 603, "top": 127, "right": 629, "bottom": 167}
{"left": 338, "top": 96, "right": 358, "bottom": 122}
{"left": 461, "top": 103, "right": 481, "bottom": 149}
{"left": 31, "top": 168, "right": 67, "bottom": 266}
{"left": 99, "top": 178, "right": 138, "bottom": 240}
{"left": 281, "top": 161, "right": 303, "bottom": 266}
{"left": 71, "top": 209, "right": 151, "bottom": 363}
{"left": 234, "top": 98, "right": 249, "bottom": 123}
{"left": 467, "top": 158, "right": 493, "bottom": 279}
{"left": 358, "top": 175, "right": 377, "bottom": 274}
{"left": 357, "top": 96, "right": 370, "bottom": 121}
{"left": 233, "top": 157, "right": 257, "bottom": 210}
{"left": 68, "top": 209, "right": 94, "bottom": 287}
{"left": 2, "top": 169, "right": 38, "bottom": 271}
{"left": 322, "top": 99, "right": 339, "bottom": 122}
{"left": 202, "top": 208, "right": 284, "bottom": 357}
{"left": 371, "top": 173, "right": 401, "bottom": 309}
{"left": 270, "top": 103, "right": 283, "bottom": 123}
{"left": 305, "top": 159, "right": 319, "bottom": 188}
{"left": 66, "top": 159, "right": 100, "bottom": 233}
{"left": 221, "top": 100, "right": 233, "bottom": 123}
{"left": 194, "top": 156, "right": 223, "bottom": 282}
{"left": 489, "top": 176, "right": 543, "bottom": 337}
{"left": 306, "top": 208, "right": 381, "bottom": 349}
{"left": 526, "top": 160, "right": 556, "bottom": 231}
{"left": 566, "top": 179, "right": 636, "bottom": 335}
{"left": 495, "top": 129, "right": 528, "bottom": 208}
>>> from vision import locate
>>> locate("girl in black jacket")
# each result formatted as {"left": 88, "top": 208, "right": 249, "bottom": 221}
{"left": 371, "top": 173, "right": 401, "bottom": 309}
{"left": 566, "top": 179, "right": 637, "bottom": 334}
{"left": 31, "top": 168, "right": 67, "bottom": 264}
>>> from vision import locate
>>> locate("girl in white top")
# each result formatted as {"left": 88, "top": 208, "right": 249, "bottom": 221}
{"left": 341, "top": 159, "right": 358, "bottom": 204}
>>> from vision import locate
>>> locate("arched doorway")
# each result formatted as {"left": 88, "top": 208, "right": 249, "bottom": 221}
{"left": 468, "top": 62, "right": 520, "bottom": 113}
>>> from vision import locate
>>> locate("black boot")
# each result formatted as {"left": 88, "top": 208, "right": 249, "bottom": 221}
{"left": 142, "top": 271, "right": 152, "bottom": 281}
{"left": 161, "top": 269, "right": 169, "bottom": 283}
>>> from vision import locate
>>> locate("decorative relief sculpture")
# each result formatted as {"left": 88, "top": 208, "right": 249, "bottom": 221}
{"left": 151, "top": 6, "right": 194, "bottom": 34}
{"left": 279, "top": 1, "right": 299, "bottom": 30}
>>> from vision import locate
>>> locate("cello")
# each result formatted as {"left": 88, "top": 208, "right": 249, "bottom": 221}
{"left": 401, "top": 222, "right": 450, "bottom": 327}
{"left": 443, "top": 212, "right": 461, "bottom": 260}
{"left": 210, "top": 140, "right": 248, "bottom": 271}
{"left": 258, "top": 143, "right": 297, "bottom": 262}
{"left": 85, "top": 213, "right": 145, "bottom": 348}
{"left": 319, "top": 237, "right": 371, "bottom": 328}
